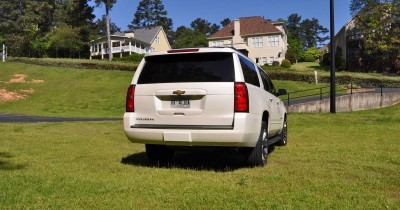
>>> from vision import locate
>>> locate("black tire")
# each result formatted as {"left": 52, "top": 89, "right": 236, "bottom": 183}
{"left": 145, "top": 144, "right": 174, "bottom": 162}
{"left": 246, "top": 122, "right": 268, "bottom": 167}
{"left": 277, "top": 118, "right": 288, "bottom": 146}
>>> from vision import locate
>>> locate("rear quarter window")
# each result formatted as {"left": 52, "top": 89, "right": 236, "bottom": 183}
{"left": 137, "top": 53, "right": 235, "bottom": 84}
{"left": 239, "top": 55, "right": 260, "bottom": 87}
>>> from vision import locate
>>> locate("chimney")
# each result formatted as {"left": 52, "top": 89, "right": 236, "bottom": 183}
{"left": 234, "top": 19, "right": 240, "bottom": 36}
{"left": 233, "top": 19, "right": 241, "bottom": 44}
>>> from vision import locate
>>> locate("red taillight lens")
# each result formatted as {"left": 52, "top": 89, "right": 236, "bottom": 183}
{"left": 126, "top": 85, "right": 135, "bottom": 112}
{"left": 235, "top": 82, "right": 249, "bottom": 112}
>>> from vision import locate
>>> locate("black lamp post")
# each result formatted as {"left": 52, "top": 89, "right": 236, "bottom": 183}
{"left": 330, "top": 0, "right": 336, "bottom": 113}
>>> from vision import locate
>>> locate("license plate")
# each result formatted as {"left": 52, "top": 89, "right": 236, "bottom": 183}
{"left": 171, "top": 99, "right": 190, "bottom": 108}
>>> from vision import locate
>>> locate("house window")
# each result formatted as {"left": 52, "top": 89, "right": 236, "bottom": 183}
{"left": 268, "top": 36, "right": 279, "bottom": 46}
{"left": 262, "top": 57, "right": 267, "bottom": 65}
{"left": 269, "top": 57, "right": 275, "bottom": 65}
{"left": 155, "top": 37, "right": 160, "bottom": 44}
{"left": 212, "top": 41, "right": 223, "bottom": 47}
{"left": 252, "top": 37, "right": 263, "bottom": 48}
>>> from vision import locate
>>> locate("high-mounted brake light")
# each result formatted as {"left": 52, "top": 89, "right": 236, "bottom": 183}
{"left": 126, "top": 85, "right": 136, "bottom": 112}
{"left": 167, "top": 49, "right": 199, "bottom": 53}
{"left": 234, "top": 82, "right": 249, "bottom": 112}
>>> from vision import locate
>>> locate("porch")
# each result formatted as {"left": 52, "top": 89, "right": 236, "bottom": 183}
{"left": 90, "top": 40, "right": 153, "bottom": 60}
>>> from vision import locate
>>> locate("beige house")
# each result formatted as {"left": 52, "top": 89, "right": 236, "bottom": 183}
{"left": 208, "top": 16, "right": 288, "bottom": 65}
{"left": 89, "top": 26, "right": 171, "bottom": 59}
{"left": 327, "top": 16, "right": 364, "bottom": 71}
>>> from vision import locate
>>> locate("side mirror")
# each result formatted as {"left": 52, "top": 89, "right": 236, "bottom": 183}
{"left": 277, "top": 89, "right": 287, "bottom": 96}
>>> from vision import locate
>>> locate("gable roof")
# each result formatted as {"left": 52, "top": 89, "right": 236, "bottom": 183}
{"left": 91, "top": 26, "right": 164, "bottom": 45}
{"left": 130, "top": 26, "right": 162, "bottom": 44}
{"left": 208, "top": 16, "right": 281, "bottom": 39}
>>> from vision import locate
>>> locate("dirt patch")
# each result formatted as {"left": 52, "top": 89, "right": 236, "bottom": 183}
{"left": 30, "top": 79, "right": 45, "bottom": 83}
{"left": 2, "top": 74, "right": 44, "bottom": 84}
{"left": 9, "top": 74, "right": 27, "bottom": 83}
{"left": 0, "top": 88, "right": 26, "bottom": 102}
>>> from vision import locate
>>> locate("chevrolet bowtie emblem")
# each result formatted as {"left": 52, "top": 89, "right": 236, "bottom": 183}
{"left": 173, "top": 90, "right": 186, "bottom": 96}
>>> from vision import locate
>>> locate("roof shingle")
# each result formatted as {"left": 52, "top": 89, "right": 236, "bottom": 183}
{"left": 208, "top": 16, "right": 281, "bottom": 39}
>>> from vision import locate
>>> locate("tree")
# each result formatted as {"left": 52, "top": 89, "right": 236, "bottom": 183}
{"left": 50, "top": 25, "right": 83, "bottom": 58}
{"left": 95, "top": 0, "right": 117, "bottom": 61}
{"left": 350, "top": 0, "right": 400, "bottom": 72}
{"left": 350, "top": 0, "right": 380, "bottom": 16}
{"left": 335, "top": 46, "right": 345, "bottom": 71}
{"left": 0, "top": 0, "right": 55, "bottom": 57}
{"left": 173, "top": 27, "right": 207, "bottom": 48}
{"left": 190, "top": 18, "right": 220, "bottom": 36}
{"left": 129, "top": 0, "right": 174, "bottom": 43}
{"left": 299, "top": 18, "right": 329, "bottom": 48}
{"left": 286, "top": 38, "right": 304, "bottom": 63}
{"left": 285, "top": 14, "right": 329, "bottom": 49}
{"left": 220, "top": 18, "right": 231, "bottom": 27}
{"left": 286, "top": 13, "right": 302, "bottom": 40}
{"left": 94, "top": 15, "right": 121, "bottom": 37}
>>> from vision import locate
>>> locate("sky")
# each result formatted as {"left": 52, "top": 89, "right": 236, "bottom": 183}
{"left": 90, "top": 0, "right": 353, "bottom": 36}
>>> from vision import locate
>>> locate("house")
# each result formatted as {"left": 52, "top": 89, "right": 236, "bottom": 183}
{"left": 207, "top": 16, "right": 288, "bottom": 66}
{"left": 324, "top": 15, "right": 364, "bottom": 71}
{"left": 89, "top": 26, "right": 171, "bottom": 60}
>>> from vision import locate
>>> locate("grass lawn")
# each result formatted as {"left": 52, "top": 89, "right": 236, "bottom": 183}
{"left": 1, "top": 104, "right": 399, "bottom": 209}
{"left": 0, "top": 62, "right": 133, "bottom": 118}
{"left": 290, "top": 62, "right": 396, "bottom": 79}
{"left": 0, "top": 62, "right": 327, "bottom": 117}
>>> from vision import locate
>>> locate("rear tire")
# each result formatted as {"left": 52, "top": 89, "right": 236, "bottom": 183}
{"left": 277, "top": 118, "right": 288, "bottom": 146}
{"left": 145, "top": 144, "right": 174, "bottom": 163}
{"left": 246, "top": 122, "right": 268, "bottom": 167}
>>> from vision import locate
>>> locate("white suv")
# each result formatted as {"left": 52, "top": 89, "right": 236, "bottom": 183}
{"left": 123, "top": 48, "right": 287, "bottom": 166}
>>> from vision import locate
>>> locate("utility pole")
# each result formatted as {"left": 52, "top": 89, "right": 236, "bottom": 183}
{"left": 330, "top": 0, "right": 336, "bottom": 113}
{"left": 2, "top": 44, "right": 5, "bottom": 63}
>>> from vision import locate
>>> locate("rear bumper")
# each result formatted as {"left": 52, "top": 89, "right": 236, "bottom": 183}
{"left": 123, "top": 113, "right": 261, "bottom": 147}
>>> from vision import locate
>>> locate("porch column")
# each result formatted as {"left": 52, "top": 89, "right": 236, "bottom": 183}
{"left": 101, "top": 42, "right": 104, "bottom": 60}
{"left": 120, "top": 41, "right": 123, "bottom": 58}
{"left": 129, "top": 41, "right": 132, "bottom": 55}
{"left": 134, "top": 41, "right": 137, "bottom": 53}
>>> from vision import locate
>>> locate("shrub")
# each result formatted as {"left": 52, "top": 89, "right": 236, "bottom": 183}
{"left": 304, "top": 47, "right": 320, "bottom": 62}
{"left": 113, "top": 53, "right": 144, "bottom": 62}
{"left": 272, "top": 61, "right": 280, "bottom": 66}
{"left": 320, "top": 52, "right": 330, "bottom": 66}
{"left": 304, "top": 54, "right": 316, "bottom": 62}
{"left": 266, "top": 70, "right": 400, "bottom": 87}
{"left": 280, "top": 59, "right": 292, "bottom": 68}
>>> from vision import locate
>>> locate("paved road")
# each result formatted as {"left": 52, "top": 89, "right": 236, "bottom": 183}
{"left": 0, "top": 113, "right": 121, "bottom": 123}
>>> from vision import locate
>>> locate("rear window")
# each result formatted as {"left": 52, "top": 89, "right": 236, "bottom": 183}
{"left": 137, "top": 53, "right": 234, "bottom": 84}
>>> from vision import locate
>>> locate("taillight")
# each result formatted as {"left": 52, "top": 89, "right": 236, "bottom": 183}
{"left": 235, "top": 82, "right": 249, "bottom": 112}
{"left": 126, "top": 85, "right": 135, "bottom": 112}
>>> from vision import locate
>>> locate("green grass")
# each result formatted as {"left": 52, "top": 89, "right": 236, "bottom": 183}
{"left": 274, "top": 80, "right": 345, "bottom": 100}
{"left": 0, "top": 62, "right": 332, "bottom": 117}
{"left": 291, "top": 62, "right": 397, "bottom": 79}
{"left": 265, "top": 62, "right": 400, "bottom": 87}
{"left": 1, "top": 104, "right": 399, "bottom": 209}
{"left": 9, "top": 57, "right": 139, "bottom": 71}
{"left": 0, "top": 62, "right": 133, "bottom": 117}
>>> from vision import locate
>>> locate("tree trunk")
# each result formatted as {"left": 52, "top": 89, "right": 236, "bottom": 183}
{"left": 106, "top": 2, "right": 112, "bottom": 62}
